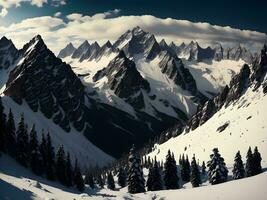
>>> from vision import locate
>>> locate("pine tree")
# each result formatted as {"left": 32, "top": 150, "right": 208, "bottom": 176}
{"left": 181, "top": 155, "right": 191, "bottom": 182}
{"left": 16, "top": 114, "right": 29, "bottom": 167}
{"left": 207, "top": 148, "right": 228, "bottom": 185}
{"left": 190, "top": 155, "right": 201, "bottom": 187}
{"left": 232, "top": 151, "right": 245, "bottom": 179}
{"left": 201, "top": 161, "right": 206, "bottom": 175}
{"left": 151, "top": 160, "right": 163, "bottom": 191}
{"left": 253, "top": 147, "right": 262, "bottom": 175}
{"left": 56, "top": 145, "right": 67, "bottom": 184}
{"left": 107, "top": 172, "right": 115, "bottom": 190}
{"left": 65, "top": 152, "right": 73, "bottom": 187}
{"left": 127, "top": 145, "right": 145, "bottom": 194}
{"left": 6, "top": 109, "right": 16, "bottom": 157}
{"left": 45, "top": 132, "right": 55, "bottom": 180}
{"left": 0, "top": 97, "right": 7, "bottom": 153}
{"left": 164, "top": 150, "right": 179, "bottom": 189}
{"left": 74, "top": 159, "right": 85, "bottom": 192}
{"left": 117, "top": 167, "right": 127, "bottom": 187}
{"left": 146, "top": 167, "right": 154, "bottom": 191}
{"left": 85, "top": 172, "right": 95, "bottom": 189}
{"left": 97, "top": 174, "right": 104, "bottom": 188}
{"left": 245, "top": 147, "right": 254, "bottom": 177}
{"left": 29, "top": 124, "right": 43, "bottom": 175}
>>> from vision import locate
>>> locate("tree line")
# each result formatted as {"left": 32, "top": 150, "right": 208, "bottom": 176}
{"left": 0, "top": 98, "right": 85, "bottom": 191}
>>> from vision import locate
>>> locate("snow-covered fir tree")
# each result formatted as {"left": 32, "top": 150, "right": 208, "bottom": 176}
{"left": 164, "top": 150, "right": 179, "bottom": 189}
{"left": 127, "top": 145, "right": 145, "bottom": 194}
{"left": 207, "top": 148, "right": 228, "bottom": 185}
{"left": 44, "top": 132, "right": 56, "bottom": 180}
{"left": 29, "top": 124, "right": 43, "bottom": 175}
{"left": 201, "top": 161, "right": 206, "bottom": 175}
{"left": 56, "top": 145, "right": 67, "bottom": 185}
{"left": 150, "top": 159, "right": 163, "bottom": 191}
{"left": 74, "top": 159, "right": 85, "bottom": 191}
{"left": 146, "top": 166, "right": 154, "bottom": 191}
{"left": 107, "top": 172, "right": 115, "bottom": 190}
{"left": 232, "top": 151, "right": 245, "bottom": 179}
{"left": 65, "top": 152, "right": 73, "bottom": 187}
{"left": 245, "top": 147, "right": 254, "bottom": 177}
{"left": 118, "top": 167, "right": 127, "bottom": 187}
{"left": 6, "top": 109, "right": 16, "bottom": 157}
{"left": 190, "top": 155, "right": 201, "bottom": 187}
{"left": 253, "top": 146, "right": 262, "bottom": 175}
{"left": 15, "top": 114, "right": 29, "bottom": 167}
{"left": 85, "top": 172, "right": 95, "bottom": 189}
{"left": 181, "top": 155, "right": 190, "bottom": 182}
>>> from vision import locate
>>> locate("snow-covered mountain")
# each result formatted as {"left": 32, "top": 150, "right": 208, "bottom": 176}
{"left": 147, "top": 45, "right": 267, "bottom": 166}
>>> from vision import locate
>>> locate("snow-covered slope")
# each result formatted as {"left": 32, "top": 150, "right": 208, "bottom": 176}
{"left": 1, "top": 96, "right": 114, "bottom": 168}
{"left": 185, "top": 59, "right": 245, "bottom": 97}
{"left": 147, "top": 79, "right": 267, "bottom": 166}
{"left": 1, "top": 154, "right": 266, "bottom": 200}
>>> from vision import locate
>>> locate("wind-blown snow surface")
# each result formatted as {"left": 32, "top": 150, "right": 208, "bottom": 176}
{"left": 185, "top": 59, "right": 245, "bottom": 97}
{"left": 1, "top": 154, "right": 266, "bottom": 200}
{"left": 1, "top": 96, "right": 114, "bottom": 168}
{"left": 148, "top": 85, "right": 267, "bottom": 166}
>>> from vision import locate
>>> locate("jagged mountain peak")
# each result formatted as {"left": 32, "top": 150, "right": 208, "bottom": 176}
{"left": 103, "top": 40, "right": 113, "bottom": 48}
{"left": 58, "top": 42, "right": 76, "bottom": 58}
{"left": 0, "top": 36, "right": 19, "bottom": 69}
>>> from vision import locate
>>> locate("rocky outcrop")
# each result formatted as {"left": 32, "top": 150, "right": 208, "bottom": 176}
{"left": 0, "top": 36, "right": 20, "bottom": 69}
{"left": 58, "top": 43, "right": 76, "bottom": 58}
{"left": 94, "top": 51, "right": 151, "bottom": 109}
{"left": 4, "top": 35, "right": 86, "bottom": 132}
{"left": 224, "top": 45, "right": 253, "bottom": 64}
{"left": 113, "top": 26, "right": 161, "bottom": 60}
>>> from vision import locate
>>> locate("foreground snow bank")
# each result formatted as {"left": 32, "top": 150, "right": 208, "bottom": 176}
{"left": 1, "top": 154, "right": 266, "bottom": 200}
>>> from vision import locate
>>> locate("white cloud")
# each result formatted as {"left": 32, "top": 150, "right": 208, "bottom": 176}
{"left": 0, "top": 7, "right": 7, "bottom": 17}
{"left": 54, "top": 11, "right": 61, "bottom": 17}
{"left": 0, "top": 11, "right": 266, "bottom": 54}
{"left": 0, "top": 0, "right": 65, "bottom": 18}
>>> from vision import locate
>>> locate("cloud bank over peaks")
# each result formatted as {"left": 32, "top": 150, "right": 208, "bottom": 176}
{"left": 0, "top": 10, "right": 266, "bottom": 53}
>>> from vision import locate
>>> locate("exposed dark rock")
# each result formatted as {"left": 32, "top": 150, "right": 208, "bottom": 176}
{"left": 0, "top": 36, "right": 20, "bottom": 69}
{"left": 71, "top": 40, "right": 90, "bottom": 59}
{"left": 217, "top": 122, "right": 230, "bottom": 133}
{"left": 58, "top": 43, "right": 76, "bottom": 58}
{"left": 4, "top": 35, "right": 86, "bottom": 132}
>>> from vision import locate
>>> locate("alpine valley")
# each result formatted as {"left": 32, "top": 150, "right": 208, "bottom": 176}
{"left": 0, "top": 19, "right": 266, "bottom": 200}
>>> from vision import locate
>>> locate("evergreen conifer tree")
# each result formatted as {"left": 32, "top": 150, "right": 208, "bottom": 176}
{"left": 16, "top": 114, "right": 29, "bottom": 167}
{"left": 245, "top": 147, "right": 254, "bottom": 177}
{"left": 181, "top": 155, "right": 190, "bottom": 182}
{"left": 45, "top": 132, "right": 56, "bottom": 180}
{"left": 65, "top": 152, "right": 73, "bottom": 187}
{"left": 97, "top": 174, "right": 104, "bottom": 188}
{"left": 201, "top": 161, "right": 206, "bottom": 175}
{"left": 6, "top": 109, "right": 16, "bottom": 157}
{"left": 190, "top": 155, "right": 201, "bottom": 187}
{"left": 146, "top": 167, "right": 154, "bottom": 191}
{"left": 127, "top": 145, "right": 145, "bottom": 194}
{"left": 150, "top": 160, "right": 163, "bottom": 191}
{"left": 253, "top": 147, "right": 262, "bottom": 175}
{"left": 74, "top": 159, "right": 85, "bottom": 191}
{"left": 118, "top": 167, "right": 127, "bottom": 187}
{"left": 85, "top": 172, "right": 95, "bottom": 189}
{"left": 29, "top": 124, "right": 43, "bottom": 175}
{"left": 107, "top": 172, "right": 115, "bottom": 190}
{"left": 232, "top": 151, "right": 245, "bottom": 179}
{"left": 163, "top": 150, "right": 179, "bottom": 189}
{"left": 56, "top": 145, "right": 67, "bottom": 184}
{"left": 207, "top": 148, "right": 228, "bottom": 185}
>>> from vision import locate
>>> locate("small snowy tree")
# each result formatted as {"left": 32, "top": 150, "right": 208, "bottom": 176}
{"left": 181, "top": 155, "right": 190, "bottom": 182}
{"left": 201, "top": 161, "right": 206, "bottom": 175}
{"left": 127, "top": 145, "right": 145, "bottom": 194}
{"left": 245, "top": 147, "right": 254, "bottom": 177}
{"left": 151, "top": 160, "right": 163, "bottom": 191}
{"left": 118, "top": 167, "right": 127, "bottom": 187}
{"left": 190, "top": 155, "right": 201, "bottom": 187}
{"left": 207, "top": 148, "right": 228, "bottom": 185}
{"left": 232, "top": 151, "right": 245, "bottom": 179}
{"left": 253, "top": 147, "right": 262, "bottom": 175}
{"left": 74, "top": 159, "right": 85, "bottom": 192}
{"left": 164, "top": 150, "right": 179, "bottom": 189}
{"left": 146, "top": 167, "right": 154, "bottom": 191}
{"left": 65, "top": 152, "right": 73, "bottom": 187}
{"left": 6, "top": 109, "right": 16, "bottom": 157}
{"left": 107, "top": 172, "right": 115, "bottom": 190}
{"left": 56, "top": 145, "right": 67, "bottom": 185}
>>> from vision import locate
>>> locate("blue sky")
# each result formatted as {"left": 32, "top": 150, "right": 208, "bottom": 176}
{"left": 0, "top": 0, "right": 266, "bottom": 53}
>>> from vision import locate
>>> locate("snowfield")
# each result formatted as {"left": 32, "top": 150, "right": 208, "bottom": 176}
{"left": 0, "top": 96, "right": 114, "bottom": 169}
{"left": 0, "top": 154, "right": 266, "bottom": 200}
{"left": 148, "top": 85, "right": 267, "bottom": 167}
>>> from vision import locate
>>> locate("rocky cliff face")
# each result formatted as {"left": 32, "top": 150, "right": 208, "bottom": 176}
{"left": 0, "top": 37, "right": 20, "bottom": 69}
{"left": 4, "top": 35, "right": 86, "bottom": 132}
{"left": 93, "top": 51, "right": 151, "bottom": 109}
{"left": 58, "top": 43, "right": 76, "bottom": 58}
